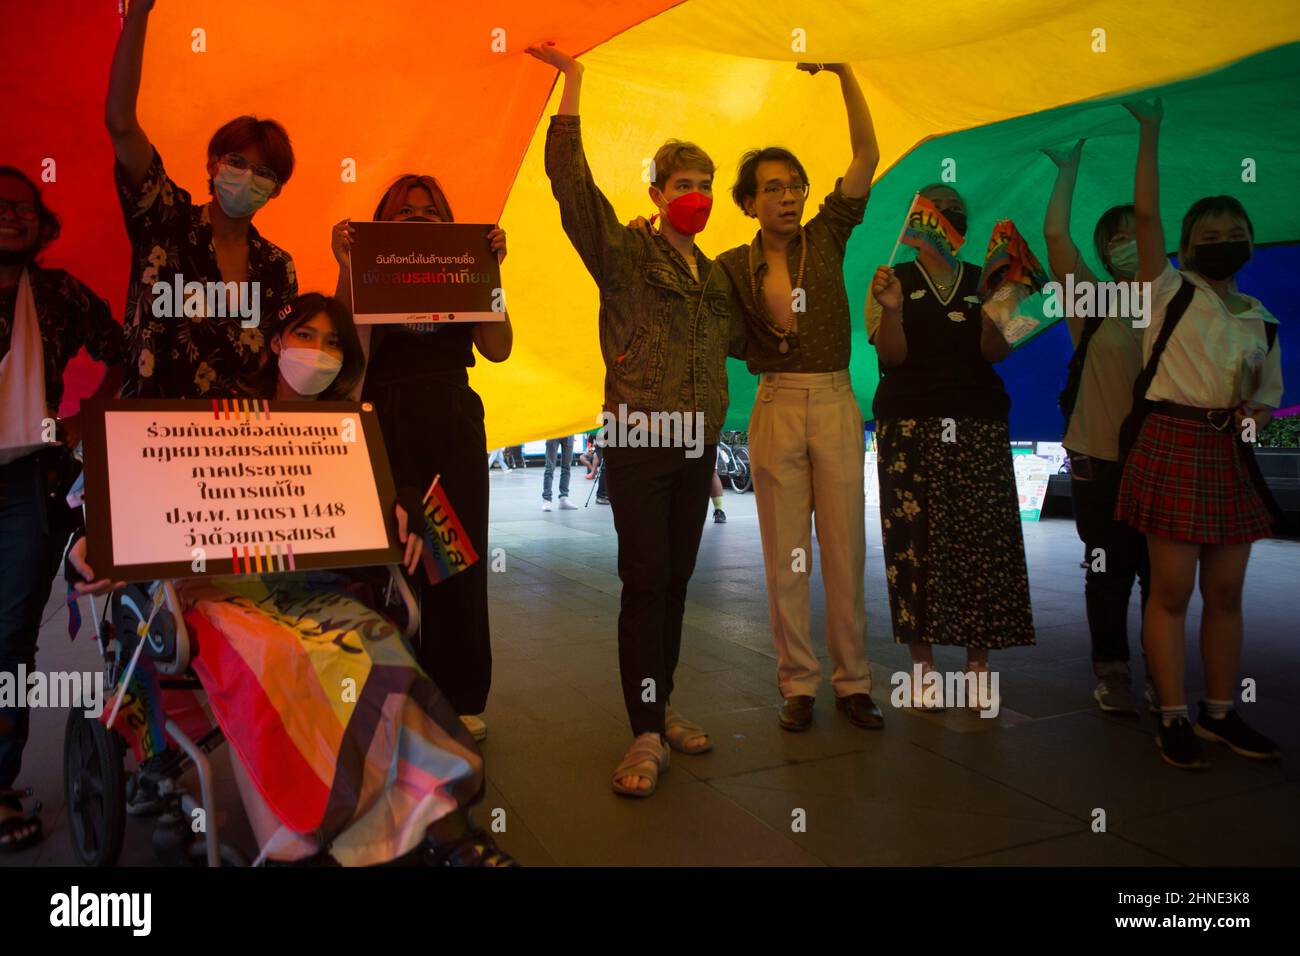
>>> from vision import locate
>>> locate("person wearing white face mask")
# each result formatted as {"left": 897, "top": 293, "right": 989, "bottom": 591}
{"left": 66, "top": 292, "right": 518, "bottom": 865}
{"left": 1043, "top": 139, "right": 1154, "bottom": 718}
{"left": 106, "top": 0, "right": 298, "bottom": 400}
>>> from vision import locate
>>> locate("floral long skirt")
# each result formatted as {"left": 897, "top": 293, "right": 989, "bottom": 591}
{"left": 876, "top": 416, "right": 1035, "bottom": 649}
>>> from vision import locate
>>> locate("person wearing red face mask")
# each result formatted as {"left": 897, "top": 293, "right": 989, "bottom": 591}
{"left": 715, "top": 63, "right": 882, "bottom": 734}
{"left": 526, "top": 42, "right": 747, "bottom": 798}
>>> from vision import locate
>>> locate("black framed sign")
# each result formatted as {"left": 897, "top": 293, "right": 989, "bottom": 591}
{"left": 80, "top": 399, "right": 402, "bottom": 582}
{"left": 348, "top": 220, "right": 505, "bottom": 323}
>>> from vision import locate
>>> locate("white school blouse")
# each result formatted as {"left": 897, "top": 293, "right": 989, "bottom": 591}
{"left": 1144, "top": 261, "right": 1283, "bottom": 409}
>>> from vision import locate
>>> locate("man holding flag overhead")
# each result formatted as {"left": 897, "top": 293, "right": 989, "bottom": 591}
{"left": 528, "top": 42, "right": 747, "bottom": 798}
{"left": 715, "top": 63, "right": 883, "bottom": 734}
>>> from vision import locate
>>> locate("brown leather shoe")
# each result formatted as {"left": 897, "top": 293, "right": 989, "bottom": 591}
{"left": 778, "top": 695, "right": 815, "bottom": 732}
{"left": 836, "top": 693, "right": 884, "bottom": 729}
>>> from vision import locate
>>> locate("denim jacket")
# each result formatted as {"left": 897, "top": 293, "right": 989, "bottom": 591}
{"left": 544, "top": 114, "right": 746, "bottom": 445}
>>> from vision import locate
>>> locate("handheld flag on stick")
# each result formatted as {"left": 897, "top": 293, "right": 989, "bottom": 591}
{"left": 977, "top": 219, "right": 1049, "bottom": 346}
{"left": 101, "top": 641, "right": 168, "bottom": 762}
{"left": 420, "top": 475, "right": 480, "bottom": 585}
{"left": 890, "top": 193, "right": 965, "bottom": 268}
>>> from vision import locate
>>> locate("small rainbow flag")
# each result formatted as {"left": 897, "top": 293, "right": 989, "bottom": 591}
{"left": 101, "top": 651, "right": 167, "bottom": 763}
{"left": 899, "top": 194, "right": 965, "bottom": 269}
{"left": 977, "top": 219, "right": 1050, "bottom": 298}
{"left": 420, "top": 479, "right": 479, "bottom": 585}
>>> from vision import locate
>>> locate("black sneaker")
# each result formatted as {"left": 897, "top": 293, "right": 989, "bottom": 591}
{"left": 713, "top": 508, "right": 726, "bottom": 523}
{"left": 1194, "top": 704, "right": 1281, "bottom": 760}
{"left": 1156, "top": 717, "right": 1209, "bottom": 770}
{"left": 596, "top": 496, "right": 609, "bottom": 505}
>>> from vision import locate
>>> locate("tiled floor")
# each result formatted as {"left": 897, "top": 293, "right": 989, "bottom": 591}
{"left": 6, "top": 464, "right": 1299, "bottom": 866}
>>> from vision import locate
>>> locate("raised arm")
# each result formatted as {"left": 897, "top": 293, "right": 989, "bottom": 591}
{"left": 1042, "top": 139, "right": 1096, "bottom": 344}
{"left": 105, "top": 0, "right": 156, "bottom": 190}
{"left": 812, "top": 64, "right": 879, "bottom": 199}
{"left": 527, "top": 43, "right": 634, "bottom": 289}
{"left": 1125, "top": 99, "right": 1166, "bottom": 284}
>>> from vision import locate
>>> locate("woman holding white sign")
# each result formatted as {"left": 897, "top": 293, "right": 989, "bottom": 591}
{"left": 66, "top": 294, "right": 516, "bottom": 866}
{"left": 332, "top": 177, "right": 511, "bottom": 744}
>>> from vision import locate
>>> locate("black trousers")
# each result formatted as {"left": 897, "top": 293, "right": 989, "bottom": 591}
{"left": 604, "top": 444, "right": 716, "bottom": 736}
{"left": 1071, "top": 456, "right": 1150, "bottom": 664}
{"left": 0, "top": 452, "right": 65, "bottom": 791}
{"left": 364, "top": 373, "right": 492, "bottom": 716}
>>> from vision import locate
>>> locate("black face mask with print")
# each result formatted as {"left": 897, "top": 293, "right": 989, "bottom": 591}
{"left": 1191, "top": 239, "right": 1251, "bottom": 280}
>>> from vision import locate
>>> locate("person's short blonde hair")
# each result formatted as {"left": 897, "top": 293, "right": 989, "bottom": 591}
{"left": 652, "top": 140, "right": 715, "bottom": 189}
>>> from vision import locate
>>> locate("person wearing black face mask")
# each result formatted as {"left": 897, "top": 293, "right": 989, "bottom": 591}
{"left": 1116, "top": 98, "right": 1284, "bottom": 771}
{"left": 866, "top": 184, "right": 1035, "bottom": 712}
{"left": 332, "top": 175, "right": 510, "bottom": 747}
{"left": 0, "top": 167, "right": 125, "bottom": 853}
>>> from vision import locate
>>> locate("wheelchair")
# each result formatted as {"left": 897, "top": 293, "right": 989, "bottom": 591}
{"left": 63, "top": 566, "right": 420, "bottom": 867}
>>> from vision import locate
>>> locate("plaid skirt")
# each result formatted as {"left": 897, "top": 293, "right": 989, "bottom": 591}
{"left": 1115, "top": 413, "right": 1273, "bottom": 544}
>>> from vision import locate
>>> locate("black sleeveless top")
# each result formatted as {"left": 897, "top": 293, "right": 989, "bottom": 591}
{"left": 366, "top": 322, "right": 476, "bottom": 388}
{"left": 872, "top": 259, "right": 1010, "bottom": 422}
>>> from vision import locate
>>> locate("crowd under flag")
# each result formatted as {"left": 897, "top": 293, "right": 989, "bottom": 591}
{"left": 889, "top": 193, "right": 965, "bottom": 269}
{"left": 977, "top": 219, "right": 1051, "bottom": 346}
{"left": 420, "top": 475, "right": 480, "bottom": 586}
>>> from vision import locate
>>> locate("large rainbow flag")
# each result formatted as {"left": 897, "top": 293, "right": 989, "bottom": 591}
{"left": 180, "top": 572, "right": 483, "bottom": 866}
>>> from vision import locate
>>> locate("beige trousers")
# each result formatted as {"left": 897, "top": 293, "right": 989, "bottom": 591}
{"left": 748, "top": 369, "right": 871, "bottom": 698}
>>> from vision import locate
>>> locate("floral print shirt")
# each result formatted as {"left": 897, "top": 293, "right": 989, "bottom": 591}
{"left": 115, "top": 148, "right": 297, "bottom": 399}
{"left": 0, "top": 262, "right": 125, "bottom": 415}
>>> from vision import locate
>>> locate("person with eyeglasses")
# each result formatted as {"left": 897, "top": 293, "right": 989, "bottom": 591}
{"left": 714, "top": 63, "right": 883, "bottom": 733}
{"left": 1, "top": 167, "right": 125, "bottom": 854}
{"left": 106, "top": 0, "right": 297, "bottom": 400}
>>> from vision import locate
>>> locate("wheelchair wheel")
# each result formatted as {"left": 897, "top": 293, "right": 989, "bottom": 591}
{"left": 731, "top": 446, "right": 753, "bottom": 493}
{"left": 63, "top": 709, "right": 126, "bottom": 867}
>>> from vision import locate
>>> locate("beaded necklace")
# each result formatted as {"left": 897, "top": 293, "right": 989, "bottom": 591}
{"left": 749, "top": 227, "right": 806, "bottom": 354}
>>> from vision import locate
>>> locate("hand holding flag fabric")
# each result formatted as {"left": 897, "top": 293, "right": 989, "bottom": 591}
{"left": 977, "top": 219, "right": 1049, "bottom": 346}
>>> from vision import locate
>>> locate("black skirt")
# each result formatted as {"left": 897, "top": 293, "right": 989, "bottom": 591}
{"left": 362, "top": 371, "right": 492, "bottom": 714}
{"left": 876, "top": 416, "right": 1035, "bottom": 649}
